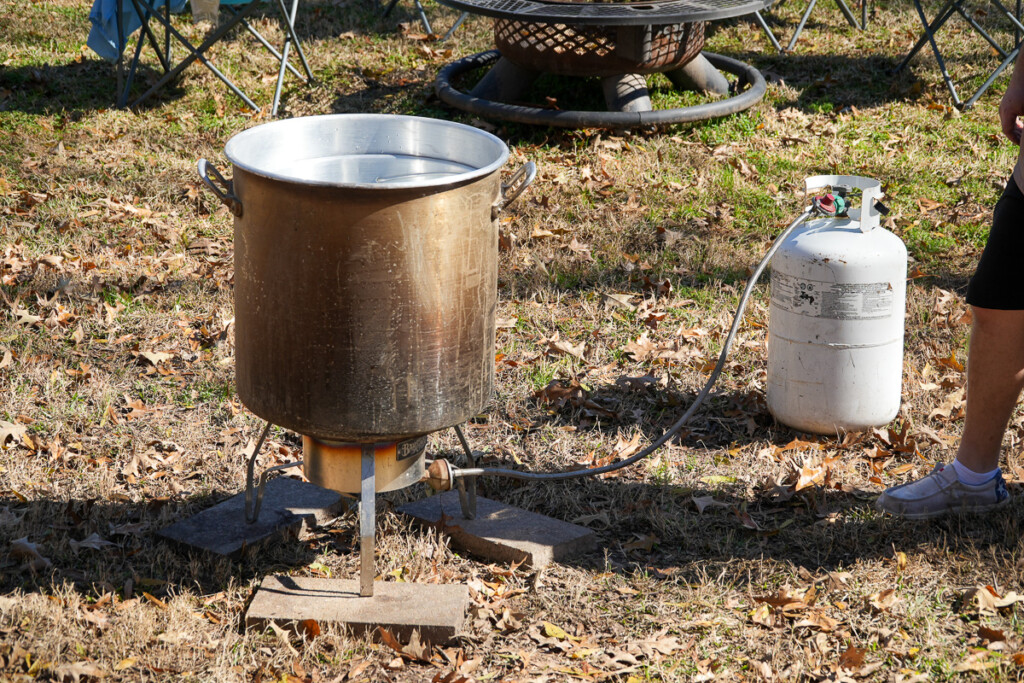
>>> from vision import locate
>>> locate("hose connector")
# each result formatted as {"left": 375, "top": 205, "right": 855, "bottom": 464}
{"left": 422, "top": 458, "right": 455, "bottom": 491}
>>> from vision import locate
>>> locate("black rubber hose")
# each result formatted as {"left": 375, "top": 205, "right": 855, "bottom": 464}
{"left": 434, "top": 50, "right": 766, "bottom": 128}
{"left": 451, "top": 207, "right": 815, "bottom": 482}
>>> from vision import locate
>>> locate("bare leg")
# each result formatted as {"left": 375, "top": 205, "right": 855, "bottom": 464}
{"left": 876, "top": 306, "right": 1019, "bottom": 516}
{"left": 955, "top": 306, "right": 1024, "bottom": 473}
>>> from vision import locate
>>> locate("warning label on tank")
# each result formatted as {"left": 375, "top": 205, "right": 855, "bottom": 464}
{"left": 771, "top": 272, "right": 895, "bottom": 320}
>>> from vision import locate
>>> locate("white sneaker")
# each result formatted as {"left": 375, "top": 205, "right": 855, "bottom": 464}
{"left": 875, "top": 463, "right": 1010, "bottom": 520}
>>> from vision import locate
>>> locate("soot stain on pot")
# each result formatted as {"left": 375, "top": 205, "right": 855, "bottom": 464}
{"left": 224, "top": 116, "right": 512, "bottom": 442}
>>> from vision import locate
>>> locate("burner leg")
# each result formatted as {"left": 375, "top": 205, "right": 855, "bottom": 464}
{"left": 359, "top": 444, "right": 375, "bottom": 597}
{"left": 601, "top": 73, "right": 651, "bottom": 113}
{"left": 665, "top": 54, "right": 730, "bottom": 95}
{"left": 470, "top": 57, "right": 540, "bottom": 103}
{"left": 453, "top": 424, "right": 478, "bottom": 520}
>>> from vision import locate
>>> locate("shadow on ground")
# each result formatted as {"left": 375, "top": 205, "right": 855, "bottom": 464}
{"left": 0, "top": 490, "right": 334, "bottom": 601}
{"left": 3, "top": 465, "right": 1023, "bottom": 604}
{"left": 472, "top": 472, "right": 1024, "bottom": 586}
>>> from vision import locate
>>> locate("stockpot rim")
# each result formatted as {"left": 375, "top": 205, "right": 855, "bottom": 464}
{"left": 223, "top": 113, "right": 511, "bottom": 191}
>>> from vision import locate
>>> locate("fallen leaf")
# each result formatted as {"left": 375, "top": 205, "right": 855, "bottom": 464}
{"left": 55, "top": 661, "right": 107, "bottom": 682}
{"left": 13, "top": 307, "right": 42, "bottom": 327}
{"left": 138, "top": 350, "right": 173, "bottom": 366}
{"left": 732, "top": 507, "right": 760, "bottom": 530}
{"left": 961, "top": 585, "right": 1024, "bottom": 614}
{"left": 930, "top": 387, "right": 965, "bottom": 420}
{"left": 749, "top": 603, "right": 774, "bottom": 627}
{"left": 795, "top": 463, "right": 826, "bottom": 491}
{"left": 794, "top": 611, "right": 839, "bottom": 632}
{"left": 0, "top": 420, "right": 27, "bottom": 448}
{"left": 624, "top": 333, "right": 657, "bottom": 361}
{"left": 954, "top": 651, "right": 997, "bottom": 672}
{"left": 543, "top": 621, "right": 573, "bottom": 641}
{"left": 379, "top": 628, "right": 432, "bottom": 662}
{"left": 142, "top": 592, "right": 168, "bottom": 610}
{"left": 613, "top": 432, "right": 642, "bottom": 458}
{"left": 692, "top": 495, "right": 728, "bottom": 513}
{"left": 113, "top": 658, "right": 137, "bottom": 671}
{"left": 70, "top": 533, "right": 117, "bottom": 552}
{"left": 978, "top": 625, "right": 1006, "bottom": 642}
{"left": 868, "top": 588, "right": 898, "bottom": 613}
{"left": 623, "top": 533, "right": 659, "bottom": 552}
{"left": 895, "top": 551, "right": 908, "bottom": 571}
{"left": 10, "top": 537, "right": 51, "bottom": 571}
{"left": 603, "top": 293, "right": 636, "bottom": 311}
{"left": 838, "top": 645, "right": 866, "bottom": 671}
{"left": 80, "top": 608, "right": 109, "bottom": 630}
{"left": 268, "top": 620, "right": 299, "bottom": 657}
{"left": 546, "top": 337, "right": 586, "bottom": 360}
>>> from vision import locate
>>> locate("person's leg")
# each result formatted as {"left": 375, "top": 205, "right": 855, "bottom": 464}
{"left": 875, "top": 309, "right": 1019, "bottom": 517}
{"left": 955, "top": 306, "right": 1024, "bottom": 475}
{"left": 876, "top": 179, "right": 1021, "bottom": 517}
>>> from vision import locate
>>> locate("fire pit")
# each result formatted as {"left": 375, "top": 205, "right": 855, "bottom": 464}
{"left": 493, "top": 18, "right": 705, "bottom": 76}
{"left": 434, "top": 0, "right": 769, "bottom": 127}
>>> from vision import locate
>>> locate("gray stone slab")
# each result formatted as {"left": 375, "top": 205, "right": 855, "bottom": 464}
{"left": 398, "top": 491, "right": 597, "bottom": 569}
{"left": 245, "top": 576, "right": 467, "bottom": 644}
{"left": 157, "top": 477, "right": 351, "bottom": 556}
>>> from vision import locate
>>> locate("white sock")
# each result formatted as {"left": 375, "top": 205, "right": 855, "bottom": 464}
{"left": 953, "top": 458, "right": 1000, "bottom": 485}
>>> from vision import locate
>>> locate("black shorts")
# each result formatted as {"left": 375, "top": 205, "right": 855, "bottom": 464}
{"left": 966, "top": 178, "right": 1024, "bottom": 310}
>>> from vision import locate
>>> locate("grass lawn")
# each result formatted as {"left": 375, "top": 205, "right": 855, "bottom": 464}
{"left": 2, "top": 0, "right": 1024, "bottom": 679}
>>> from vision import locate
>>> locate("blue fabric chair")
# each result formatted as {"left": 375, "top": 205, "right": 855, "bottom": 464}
{"left": 88, "top": 0, "right": 313, "bottom": 114}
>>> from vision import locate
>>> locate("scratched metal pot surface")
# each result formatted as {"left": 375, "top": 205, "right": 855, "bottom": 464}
{"left": 201, "top": 114, "right": 534, "bottom": 442}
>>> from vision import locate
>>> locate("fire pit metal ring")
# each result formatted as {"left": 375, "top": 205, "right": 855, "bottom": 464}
{"left": 438, "top": 0, "right": 769, "bottom": 25}
{"left": 435, "top": 49, "right": 766, "bottom": 128}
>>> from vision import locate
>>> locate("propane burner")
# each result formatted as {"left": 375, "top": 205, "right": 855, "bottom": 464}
{"left": 303, "top": 435, "right": 428, "bottom": 493}
{"left": 243, "top": 422, "right": 480, "bottom": 598}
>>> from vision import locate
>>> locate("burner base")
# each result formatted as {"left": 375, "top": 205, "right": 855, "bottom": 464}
{"left": 157, "top": 477, "right": 348, "bottom": 556}
{"left": 245, "top": 576, "right": 468, "bottom": 644}
{"left": 399, "top": 490, "right": 597, "bottom": 568}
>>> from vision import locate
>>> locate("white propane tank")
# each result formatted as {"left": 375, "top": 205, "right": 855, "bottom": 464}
{"left": 767, "top": 175, "right": 907, "bottom": 434}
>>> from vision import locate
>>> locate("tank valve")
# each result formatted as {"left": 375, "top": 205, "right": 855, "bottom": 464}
{"left": 423, "top": 458, "right": 455, "bottom": 491}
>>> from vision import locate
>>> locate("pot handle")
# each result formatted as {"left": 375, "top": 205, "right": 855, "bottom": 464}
{"left": 197, "top": 159, "right": 243, "bottom": 218}
{"left": 492, "top": 161, "right": 537, "bottom": 220}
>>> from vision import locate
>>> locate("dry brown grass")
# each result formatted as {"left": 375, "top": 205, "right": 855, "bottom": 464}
{"left": 3, "top": 0, "right": 1024, "bottom": 679}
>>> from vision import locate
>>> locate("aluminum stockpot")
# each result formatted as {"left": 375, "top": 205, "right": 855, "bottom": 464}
{"left": 199, "top": 114, "right": 535, "bottom": 443}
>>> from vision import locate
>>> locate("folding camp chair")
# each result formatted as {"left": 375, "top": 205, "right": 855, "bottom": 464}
{"left": 894, "top": 0, "right": 1024, "bottom": 109}
{"left": 109, "top": 0, "right": 313, "bottom": 114}
{"left": 381, "top": 0, "right": 469, "bottom": 41}
{"left": 754, "top": 0, "right": 868, "bottom": 53}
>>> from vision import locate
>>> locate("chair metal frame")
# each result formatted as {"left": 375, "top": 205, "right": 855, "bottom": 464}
{"left": 115, "top": 0, "right": 313, "bottom": 114}
{"left": 754, "top": 0, "right": 867, "bottom": 53}
{"left": 382, "top": 0, "right": 469, "bottom": 41}
{"left": 894, "top": 0, "right": 1024, "bottom": 109}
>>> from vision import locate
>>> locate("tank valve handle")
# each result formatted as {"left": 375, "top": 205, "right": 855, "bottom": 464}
{"left": 812, "top": 193, "right": 847, "bottom": 217}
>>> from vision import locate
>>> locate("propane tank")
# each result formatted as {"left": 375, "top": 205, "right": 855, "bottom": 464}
{"left": 767, "top": 175, "right": 907, "bottom": 434}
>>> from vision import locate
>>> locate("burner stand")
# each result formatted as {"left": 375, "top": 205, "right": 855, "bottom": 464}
{"left": 160, "top": 422, "right": 596, "bottom": 644}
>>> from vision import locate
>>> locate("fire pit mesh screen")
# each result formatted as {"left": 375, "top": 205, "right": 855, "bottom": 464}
{"left": 494, "top": 19, "right": 704, "bottom": 76}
